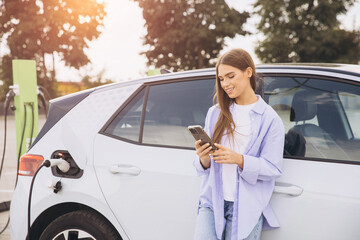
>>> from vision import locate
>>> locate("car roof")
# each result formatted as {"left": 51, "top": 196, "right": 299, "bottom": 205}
{"left": 256, "top": 63, "right": 360, "bottom": 76}
{"left": 96, "top": 63, "right": 360, "bottom": 91}
{"left": 51, "top": 63, "right": 360, "bottom": 103}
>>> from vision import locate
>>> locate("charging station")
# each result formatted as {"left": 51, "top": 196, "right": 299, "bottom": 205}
{"left": 1, "top": 59, "right": 72, "bottom": 238}
{"left": 0, "top": 60, "right": 39, "bottom": 235}
{"left": 12, "top": 60, "right": 39, "bottom": 158}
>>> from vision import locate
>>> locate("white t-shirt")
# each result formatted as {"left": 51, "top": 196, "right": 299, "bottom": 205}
{"left": 221, "top": 101, "right": 256, "bottom": 201}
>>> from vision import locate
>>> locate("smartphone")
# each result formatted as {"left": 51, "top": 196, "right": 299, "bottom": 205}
{"left": 187, "top": 125, "right": 218, "bottom": 150}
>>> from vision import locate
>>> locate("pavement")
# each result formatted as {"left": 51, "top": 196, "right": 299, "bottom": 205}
{"left": 0, "top": 115, "right": 46, "bottom": 240}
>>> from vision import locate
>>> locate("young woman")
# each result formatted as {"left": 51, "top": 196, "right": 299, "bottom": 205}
{"left": 193, "top": 49, "right": 285, "bottom": 240}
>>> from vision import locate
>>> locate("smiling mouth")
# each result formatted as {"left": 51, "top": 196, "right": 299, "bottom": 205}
{"left": 225, "top": 87, "right": 234, "bottom": 93}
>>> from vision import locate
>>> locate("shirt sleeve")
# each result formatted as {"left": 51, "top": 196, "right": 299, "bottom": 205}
{"left": 193, "top": 107, "right": 213, "bottom": 176}
{"left": 239, "top": 114, "right": 285, "bottom": 185}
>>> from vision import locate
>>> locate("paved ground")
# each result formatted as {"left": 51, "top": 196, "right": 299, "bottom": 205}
{"left": 0, "top": 115, "right": 46, "bottom": 239}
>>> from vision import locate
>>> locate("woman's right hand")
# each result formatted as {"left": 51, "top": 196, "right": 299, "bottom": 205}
{"left": 195, "top": 140, "right": 213, "bottom": 169}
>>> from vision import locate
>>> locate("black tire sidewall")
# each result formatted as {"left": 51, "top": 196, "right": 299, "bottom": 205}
{"left": 39, "top": 210, "right": 119, "bottom": 240}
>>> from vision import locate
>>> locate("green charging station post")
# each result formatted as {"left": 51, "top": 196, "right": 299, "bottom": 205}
{"left": 12, "top": 60, "right": 39, "bottom": 160}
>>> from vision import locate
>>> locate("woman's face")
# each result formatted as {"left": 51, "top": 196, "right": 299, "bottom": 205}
{"left": 217, "top": 64, "right": 253, "bottom": 102}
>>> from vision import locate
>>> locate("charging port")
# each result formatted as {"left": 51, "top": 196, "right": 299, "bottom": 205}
{"left": 50, "top": 150, "right": 83, "bottom": 178}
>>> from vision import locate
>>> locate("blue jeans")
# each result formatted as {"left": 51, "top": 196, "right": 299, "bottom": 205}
{"left": 194, "top": 201, "right": 263, "bottom": 240}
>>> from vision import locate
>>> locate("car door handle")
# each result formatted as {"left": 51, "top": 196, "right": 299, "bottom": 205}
{"left": 109, "top": 164, "right": 141, "bottom": 176}
{"left": 274, "top": 182, "right": 303, "bottom": 196}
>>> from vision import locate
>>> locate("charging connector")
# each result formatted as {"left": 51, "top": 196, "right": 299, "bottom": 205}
{"left": 4, "top": 89, "right": 16, "bottom": 111}
{"left": 9, "top": 84, "right": 20, "bottom": 96}
{"left": 50, "top": 151, "right": 83, "bottom": 179}
{"left": 47, "top": 158, "right": 70, "bottom": 173}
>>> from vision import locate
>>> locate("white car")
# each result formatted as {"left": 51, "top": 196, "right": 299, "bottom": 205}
{"left": 10, "top": 64, "right": 360, "bottom": 240}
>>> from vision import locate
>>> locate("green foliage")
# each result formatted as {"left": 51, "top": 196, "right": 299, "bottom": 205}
{"left": 133, "top": 0, "right": 249, "bottom": 71}
{"left": 81, "top": 69, "right": 114, "bottom": 89}
{"left": 0, "top": 0, "right": 106, "bottom": 98}
{"left": 0, "top": 55, "right": 12, "bottom": 101}
{"left": 254, "top": 0, "right": 360, "bottom": 63}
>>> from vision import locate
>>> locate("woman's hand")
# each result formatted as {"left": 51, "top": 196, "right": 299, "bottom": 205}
{"left": 211, "top": 143, "right": 244, "bottom": 168}
{"left": 195, "top": 140, "right": 213, "bottom": 169}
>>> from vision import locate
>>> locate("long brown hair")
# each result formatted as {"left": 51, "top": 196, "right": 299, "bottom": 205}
{"left": 212, "top": 49, "right": 257, "bottom": 144}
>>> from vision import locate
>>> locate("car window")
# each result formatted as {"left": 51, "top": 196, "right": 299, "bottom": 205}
{"left": 104, "top": 88, "right": 146, "bottom": 142}
{"left": 264, "top": 76, "right": 360, "bottom": 162}
{"left": 142, "top": 79, "right": 215, "bottom": 148}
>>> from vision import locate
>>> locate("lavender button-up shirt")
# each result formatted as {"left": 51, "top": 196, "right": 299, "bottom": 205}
{"left": 193, "top": 95, "right": 285, "bottom": 239}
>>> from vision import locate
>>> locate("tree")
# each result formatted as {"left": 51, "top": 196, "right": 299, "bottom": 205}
{"left": 0, "top": 55, "right": 12, "bottom": 101}
{"left": 81, "top": 69, "right": 114, "bottom": 89}
{"left": 133, "top": 0, "right": 249, "bottom": 71}
{"left": 0, "top": 0, "right": 106, "bottom": 97}
{"left": 254, "top": 0, "right": 360, "bottom": 63}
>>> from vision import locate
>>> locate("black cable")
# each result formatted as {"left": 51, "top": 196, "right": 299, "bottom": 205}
{"left": 16, "top": 104, "right": 27, "bottom": 184}
{"left": 0, "top": 112, "right": 9, "bottom": 234}
{"left": 0, "top": 100, "right": 9, "bottom": 182}
{"left": 37, "top": 86, "right": 51, "bottom": 101}
{"left": 0, "top": 91, "right": 15, "bottom": 234}
{"left": 29, "top": 103, "right": 34, "bottom": 147}
{"left": 0, "top": 92, "right": 37, "bottom": 235}
{"left": 38, "top": 92, "right": 48, "bottom": 118}
{"left": 37, "top": 86, "right": 51, "bottom": 119}
{"left": 0, "top": 218, "right": 9, "bottom": 235}
{"left": 26, "top": 160, "right": 50, "bottom": 240}
{"left": 0, "top": 90, "right": 15, "bottom": 181}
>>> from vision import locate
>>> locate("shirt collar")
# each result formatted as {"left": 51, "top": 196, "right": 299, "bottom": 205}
{"left": 251, "top": 95, "right": 267, "bottom": 115}
{"left": 230, "top": 95, "right": 266, "bottom": 115}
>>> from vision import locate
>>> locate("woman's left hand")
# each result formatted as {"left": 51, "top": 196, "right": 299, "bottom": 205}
{"left": 210, "top": 143, "right": 244, "bottom": 168}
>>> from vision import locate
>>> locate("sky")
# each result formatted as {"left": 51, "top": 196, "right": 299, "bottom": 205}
{"left": 16, "top": 0, "right": 360, "bottom": 82}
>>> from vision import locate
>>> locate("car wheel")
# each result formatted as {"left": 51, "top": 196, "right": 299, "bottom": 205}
{"left": 39, "top": 210, "right": 120, "bottom": 240}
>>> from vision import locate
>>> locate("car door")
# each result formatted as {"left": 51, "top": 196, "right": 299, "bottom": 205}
{"left": 261, "top": 74, "right": 360, "bottom": 240}
{"left": 93, "top": 78, "right": 215, "bottom": 240}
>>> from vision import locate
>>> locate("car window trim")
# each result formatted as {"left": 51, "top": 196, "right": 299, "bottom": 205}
{"left": 257, "top": 66, "right": 360, "bottom": 78}
{"left": 263, "top": 73, "right": 360, "bottom": 165}
{"left": 100, "top": 73, "right": 360, "bottom": 165}
{"left": 259, "top": 73, "right": 360, "bottom": 87}
{"left": 264, "top": 74, "right": 355, "bottom": 140}
{"left": 100, "top": 75, "right": 215, "bottom": 135}
{"left": 262, "top": 73, "right": 358, "bottom": 140}
{"left": 139, "top": 86, "right": 150, "bottom": 143}
{"left": 145, "top": 75, "right": 215, "bottom": 87}
{"left": 285, "top": 155, "right": 360, "bottom": 165}
{"left": 99, "top": 85, "right": 147, "bottom": 134}
{"left": 99, "top": 76, "right": 216, "bottom": 150}
{"left": 100, "top": 131, "right": 195, "bottom": 150}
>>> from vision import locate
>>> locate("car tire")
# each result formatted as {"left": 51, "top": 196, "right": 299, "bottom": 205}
{"left": 39, "top": 210, "right": 120, "bottom": 240}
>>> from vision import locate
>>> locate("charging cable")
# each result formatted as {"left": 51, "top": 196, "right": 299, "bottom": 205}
{"left": 27, "top": 158, "right": 70, "bottom": 240}
{"left": 0, "top": 90, "right": 16, "bottom": 182}
{"left": 0, "top": 89, "right": 17, "bottom": 234}
{"left": 28, "top": 103, "right": 35, "bottom": 148}
{"left": 1, "top": 86, "right": 50, "bottom": 235}
{"left": 37, "top": 88, "right": 49, "bottom": 118}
